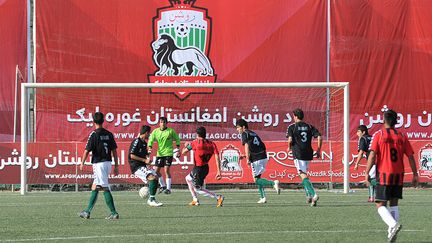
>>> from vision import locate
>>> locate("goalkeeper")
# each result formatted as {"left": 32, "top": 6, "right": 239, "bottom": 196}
{"left": 148, "top": 117, "right": 181, "bottom": 194}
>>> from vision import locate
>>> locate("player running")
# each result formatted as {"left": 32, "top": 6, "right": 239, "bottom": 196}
{"left": 148, "top": 117, "right": 181, "bottom": 194}
{"left": 354, "top": 125, "right": 376, "bottom": 202}
{"left": 182, "top": 126, "right": 224, "bottom": 207}
{"left": 286, "top": 108, "right": 322, "bottom": 206}
{"left": 236, "top": 119, "right": 280, "bottom": 204}
{"left": 128, "top": 125, "right": 162, "bottom": 207}
{"left": 79, "top": 112, "right": 119, "bottom": 220}
{"left": 365, "top": 110, "right": 418, "bottom": 242}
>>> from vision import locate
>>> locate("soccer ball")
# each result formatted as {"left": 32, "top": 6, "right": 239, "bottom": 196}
{"left": 139, "top": 186, "right": 149, "bottom": 199}
{"left": 175, "top": 23, "right": 190, "bottom": 38}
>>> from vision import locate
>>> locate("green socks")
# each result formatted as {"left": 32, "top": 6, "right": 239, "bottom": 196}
{"left": 302, "top": 178, "right": 316, "bottom": 197}
{"left": 85, "top": 190, "right": 99, "bottom": 213}
{"left": 258, "top": 184, "right": 265, "bottom": 198}
{"left": 255, "top": 178, "right": 275, "bottom": 198}
{"left": 256, "top": 178, "right": 275, "bottom": 187}
{"left": 369, "top": 179, "right": 376, "bottom": 197}
{"left": 149, "top": 179, "right": 157, "bottom": 201}
{"left": 103, "top": 191, "right": 117, "bottom": 214}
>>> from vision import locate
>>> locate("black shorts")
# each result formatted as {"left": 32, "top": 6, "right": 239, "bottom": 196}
{"left": 155, "top": 156, "right": 173, "bottom": 167}
{"left": 190, "top": 164, "right": 209, "bottom": 189}
{"left": 375, "top": 185, "right": 403, "bottom": 201}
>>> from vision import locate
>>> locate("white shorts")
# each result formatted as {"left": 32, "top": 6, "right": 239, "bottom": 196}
{"left": 134, "top": 166, "right": 157, "bottom": 184}
{"left": 251, "top": 158, "right": 268, "bottom": 178}
{"left": 92, "top": 161, "right": 112, "bottom": 188}
{"left": 294, "top": 159, "right": 310, "bottom": 174}
{"left": 369, "top": 165, "right": 376, "bottom": 179}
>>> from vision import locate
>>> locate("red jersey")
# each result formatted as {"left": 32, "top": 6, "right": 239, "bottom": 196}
{"left": 370, "top": 128, "right": 414, "bottom": 185}
{"left": 191, "top": 138, "right": 219, "bottom": 166}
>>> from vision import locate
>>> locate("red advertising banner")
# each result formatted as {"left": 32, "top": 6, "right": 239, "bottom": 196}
{"left": 1, "top": 141, "right": 430, "bottom": 184}
{"left": 0, "top": 0, "right": 27, "bottom": 141}
{"left": 331, "top": 0, "right": 432, "bottom": 138}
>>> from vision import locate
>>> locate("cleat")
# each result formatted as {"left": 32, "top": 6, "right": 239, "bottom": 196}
{"left": 216, "top": 195, "right": 224, "bottom": 207}
{"left": 273, "top": 180, "right": 281, "bottom": 195}
{"left": 306, "top": 197, "right": 312, "bottom": 204}
{"left": 188, "top": 200, "right": 200, "bottom": 206}
{"left": 164, "top": 189, "right": 171, "bottom": 194}
{"left": 79, "top": 211, "right": 90, "bottom": 219}
{"left": 158, "top": 186, "right": 166, "bottom": 194}
{"left": 311, "top": 194, "right": 319, "bottom": 207}
{"left": 257, "top": 197, "right": 267, "bottom": 204}
{"left": 105, "top": 213, "right": 119, "bottom": 220}
{"left": 147, "top": 199, "right": 163, "bottom": 207}
{"left": 388, "top": 223, "right": 402, "bottom": 243}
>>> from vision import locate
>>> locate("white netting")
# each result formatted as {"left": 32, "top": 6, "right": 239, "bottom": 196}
{"left": 22, "top": 83, "right": 347, "bottom": 186}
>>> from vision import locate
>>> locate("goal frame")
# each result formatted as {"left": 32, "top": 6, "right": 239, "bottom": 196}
{"left": 20, "top": 82, "right": 350, "bottom": 195}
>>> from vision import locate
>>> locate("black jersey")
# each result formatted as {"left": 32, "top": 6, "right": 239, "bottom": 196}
{"left": 286, "top": 122, "right": 321, "bottom": 160}
{"left": 128, "top": 138, "right": 149, "bottom": 174}
{"left": 241, "top": 130, "right": 267, "bottom": 162}
{"left": 358, "top": 134, "right": 372, "bottom": 157}
{"left": 85, "top": 128, "right": 117, "bottom": 164}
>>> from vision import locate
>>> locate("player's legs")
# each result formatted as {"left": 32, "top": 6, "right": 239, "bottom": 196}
{"left": 164, "top": 166, "right": 171, "bottom": 193}
{"left": 375, "top": 185, "right": 401, "bottom": 241}
{"left": 368, "top": 165, "right": 377, "bottom": 202}
{"left": 164, "top": 157, "right": 174, "bottom": 193}
{"left": 253, "top": 159, "right": 279, "bottom": 193}
{"left": 185, "top": 173, "right": 198, "bottom": 204}
{"left": 134, "top": 167, "right": 160, "bottom": 204}
{"left": 295, "top": 159, "right": 317, "bottom": 205}
{"left": 155, "top": 157, "right": 167, "bottom": 191}
{"left": 97, "top": 162, "right": 118, "bottom": 218}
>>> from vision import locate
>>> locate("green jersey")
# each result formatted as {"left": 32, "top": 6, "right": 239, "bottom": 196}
{"left": 148, "top": 127, "right": 181, "bottom": 157}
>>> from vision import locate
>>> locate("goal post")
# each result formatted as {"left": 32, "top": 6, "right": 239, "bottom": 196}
{"left": 20, "top": 82, "right": 350, "bottom": 195}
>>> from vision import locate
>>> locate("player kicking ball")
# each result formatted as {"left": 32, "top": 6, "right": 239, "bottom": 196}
{"left": 79, "top": 112, "right": 119, "bottom": 220}
{"left": 286, "top": 108, "right": 322, "bottom": 206}
{"left": 236, "top": 119, "right": 280, "bottom": 204}
{"left": 128, "top": 125, "right": 162, "bottom": 207}
{"left": 182, "top": 127, "right": 224, "bottom": 207}
{"left": 365, "top": 110, "right": 418, "bottom": 242}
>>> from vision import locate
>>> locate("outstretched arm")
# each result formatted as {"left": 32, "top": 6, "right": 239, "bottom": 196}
{"left": 408, "top": 154, "right": 418, "bottom": 187}
{"left": 214, "top": 153, "right": 221, "bottom": 180}
{"left": 80, "top": 150, "right": 90, "bottom": 171}
{"left": 316, "top": 135, "right": 322, "bottom": 158}
{"left": 354, "top": 150, "right": 365, "bottom": 170}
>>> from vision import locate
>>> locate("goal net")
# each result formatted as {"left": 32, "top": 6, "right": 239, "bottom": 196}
{"left": 20, "top": 82, "right": 349, "bottom": 194}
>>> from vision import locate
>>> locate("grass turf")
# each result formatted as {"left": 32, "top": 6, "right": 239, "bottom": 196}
{"left": 0, "top": 188, "right": 430, "bottom": 242}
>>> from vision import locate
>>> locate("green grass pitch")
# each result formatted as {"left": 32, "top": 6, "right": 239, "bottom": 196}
{"left": 0, "top": 188, "right": 430, "bottom": 242}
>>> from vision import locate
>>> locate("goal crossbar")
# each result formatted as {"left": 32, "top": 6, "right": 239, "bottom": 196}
{"left": 20, "top": 82, "right": 350, "bottom": 194}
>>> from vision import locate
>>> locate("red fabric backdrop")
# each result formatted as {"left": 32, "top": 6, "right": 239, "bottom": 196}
{"left": 0, "top": 0, "right": 26, "bottom": 141}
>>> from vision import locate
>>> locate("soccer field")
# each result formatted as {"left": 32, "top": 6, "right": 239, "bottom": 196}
{"left": 0, "top": 189, "right": 430, "bottom": 242}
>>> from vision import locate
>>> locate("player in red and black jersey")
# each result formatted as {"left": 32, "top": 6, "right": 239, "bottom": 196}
{"left": 365, "top": 110, "right": 418, "bottom": 242}
{"left": 182, "top": 127, "right": 224, "bottom": 207}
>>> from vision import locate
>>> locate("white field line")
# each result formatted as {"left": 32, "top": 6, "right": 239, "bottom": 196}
{"left": 0, "top": 229, "right": 426, "bottom": 242}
